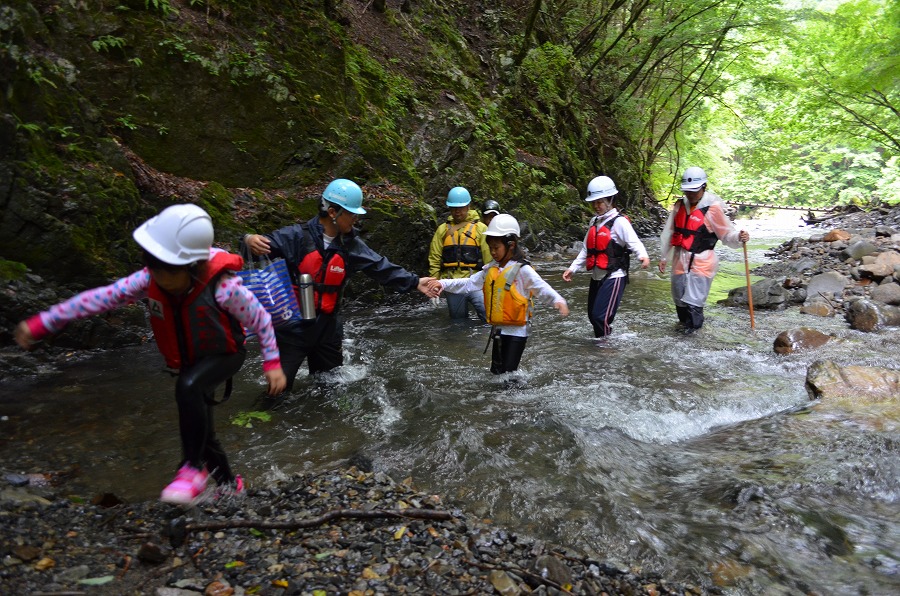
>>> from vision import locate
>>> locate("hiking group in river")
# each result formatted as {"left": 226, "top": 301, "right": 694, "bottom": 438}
{"left": 12, "top": 167, "right": 749, "bottom": 506}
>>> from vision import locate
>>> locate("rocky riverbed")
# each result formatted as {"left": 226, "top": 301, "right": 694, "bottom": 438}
{"left": 1, "top": 465, "right": 705, "bottom": 596}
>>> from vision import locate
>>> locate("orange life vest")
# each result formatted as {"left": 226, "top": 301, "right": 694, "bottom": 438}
{"left": 147, "top": 251, "right": 246, "bottom": 369}
{"left": 585, "top": 215, "right": 629, "bottom": 271}
{"left": 483, "top": 263, "right": 532, "bottom": 326}
{"left": 671, "top": 204, "right": 718, "bottom": 253}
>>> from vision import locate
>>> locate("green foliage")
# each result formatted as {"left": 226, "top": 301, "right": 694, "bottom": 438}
{"left": 145, "top": 0, "right": 175, "bottom": 16}
{"left": 115, "top": 115, "right": 138, "bottom": 130}
{"left": 519, "top": 43, "right": 579, "bottom": 108}
{"left": 0, "top": 258, "right": 28, "bottom": 281}
{"left": 231, "top": 410, "right": 272, "bottom": 428}
{"left": 91, "top": 35, "right": 126, "bottom": 53}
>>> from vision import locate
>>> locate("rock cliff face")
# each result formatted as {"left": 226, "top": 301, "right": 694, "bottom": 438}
{"left": 1, "top": 0, "right": 658, "bottom": 290}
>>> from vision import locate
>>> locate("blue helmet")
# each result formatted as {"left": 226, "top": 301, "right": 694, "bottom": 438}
{"left": 446, "top": 186, "right": 472, "bottom": 208}
{"left": 322, "top": 179, "right": 366, "bottom": 214}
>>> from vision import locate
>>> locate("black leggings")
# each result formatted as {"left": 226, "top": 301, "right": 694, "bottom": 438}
{"left": 175, "top": 351, "right": 246, "bottom": 484}
{"left": 276, "top": 315, "right": 344, "bottom": 390}
{"left": 490, "top": 333, "right": 528, "bottom": 374}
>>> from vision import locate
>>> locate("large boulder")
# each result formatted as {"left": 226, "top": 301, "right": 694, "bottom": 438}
{"left": 845, "top": 299, "right": 900, "bottom": 331}
{"left": 806, "top": 360, "right": 900, "bottom": 402}
{"left": 722, "top": 278, "right": 796, "bottom": 310}
{"left": 805, "top": 271, "right": 849, "bottom": 302}
{"left": 858, "top": 251, "right": 900, "bottom": 280}
{"left": 773, "top": 328, "right": 833, "bottom": 354}
{"left": 870, "top": 282, "right": 900, "bottom": 306}
{"left": 843, "top": 240, "right": 878, "bottom": 261}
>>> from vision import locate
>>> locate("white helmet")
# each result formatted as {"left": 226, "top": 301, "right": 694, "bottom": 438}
{"left": 133, "top": 204, "right": 213, "bottom": 265}
{"left": 585, "top": 175, "right": 618, "bottom": 201}
{"left": 484, "top": 213, "right": 520, "bottom": 237}
{"left": 680, "top": 167, "right": 708, "bottom": 191}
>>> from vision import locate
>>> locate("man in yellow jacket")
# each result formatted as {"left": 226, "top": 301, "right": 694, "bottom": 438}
{"left": 428, "top": 187, "right": 492, "bottom": 321}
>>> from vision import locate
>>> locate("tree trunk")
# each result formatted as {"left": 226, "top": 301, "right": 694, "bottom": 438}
{"left": 515, "top": 0, "right": 542, "bottom": 65}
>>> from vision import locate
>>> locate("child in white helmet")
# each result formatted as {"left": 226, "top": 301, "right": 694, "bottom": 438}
{"left": 14, "top": 204, "right": 286, "bottom": 505}
{"left": 438, "top": 214, "right": 569, "bottom": 375}
{"left": 563, "top": 175, "right": 650, "bottom": 338}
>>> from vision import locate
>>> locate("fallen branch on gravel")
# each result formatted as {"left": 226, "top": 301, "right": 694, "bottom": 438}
{"left": 188, "top": 507, "right": 452, "bottom": 532}
{"left": 463, "top": 557, "right": 573, "bottom": 594}
{"left": 163, "top": 508, "right": 453, "bottom": 546}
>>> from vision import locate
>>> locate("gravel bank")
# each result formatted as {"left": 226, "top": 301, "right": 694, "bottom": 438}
{"left": 1, "top": 466, "right": 707, "bottom": 595}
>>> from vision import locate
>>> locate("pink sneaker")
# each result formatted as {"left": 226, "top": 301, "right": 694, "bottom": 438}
{"left": 160, "top": 464, "right": 209, "bottom": 505}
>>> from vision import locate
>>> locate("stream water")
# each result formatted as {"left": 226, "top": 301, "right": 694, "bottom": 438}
{"left": 1, "top": 215, "right": 897, "bottom": 595}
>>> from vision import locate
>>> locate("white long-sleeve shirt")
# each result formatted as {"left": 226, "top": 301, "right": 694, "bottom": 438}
{"left": 440, "top": 260, "right": 566, "bottom": 337}
{"left": 566, "top": 208, "right": 649, "bottom": 280}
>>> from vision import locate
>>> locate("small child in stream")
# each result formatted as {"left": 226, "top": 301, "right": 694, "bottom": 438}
{"left": 13, "top": 204, "right": 286, "bottom": 505}
{"left": 437, "top": 214, "right": 569, "bottom": 375}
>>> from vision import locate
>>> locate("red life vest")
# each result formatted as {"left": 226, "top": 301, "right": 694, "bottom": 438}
{"left": 297, "top": 246, "right": 347, "bottom": 315}
{"left": 585, "top": 215, "right": 629, "bottom": 271}
{"left": 671, "top": 204, "right": 718, "bottom": 253}
{"left": 147, "top": 251, "right": 246, "bottom": 370}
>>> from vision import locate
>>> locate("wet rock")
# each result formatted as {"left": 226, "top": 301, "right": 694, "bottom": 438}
{"left": 54, "top": 563, "right": 90, "bottom": 582}
{"left": 12, "top": 545, "right": 41, "bottom": 562}
{"left": 843, "top": 240, "right": 878, "bottom": 261}
{"left": 722, "top": 278, "right": 793, "bottom": 310}
{"left": 799, "top": 301, "right": 835, "bottom": 317}
{"left": 137, "top": 541, "right": 169, "bottom": 564}
{"left": 858, "top": 251, "right": 900, "bottom": 279}
{"left": 875, "top": 225, "right": 896, "bottom": 237}
{"left": 790, "top": 257, "right": 818, "bottom": 273}
{"left": 845, "top": 299, "right": 900, "bottom": 331}
{"left": 490, "top": 569, "right": 523, "bottom": 594}
{"left": 4, "top": 474, "right": 29, "bottom": 487}
{"left": 806, "top": 360, "right": 900, "bottom": 402}
{"left": 823, "top": 229, "right": 851, "bottom": 242}
{"left": 870, "top": 282, "right": 900, "bottom": 306}
{"left": 531, "top": 553, "right": 574, "bottom": 586}
{"left": 773, "top": 328, "right": 832, "bottom": 354}
{"left": 805, "top": 271, "right": 848, "bottom": 302}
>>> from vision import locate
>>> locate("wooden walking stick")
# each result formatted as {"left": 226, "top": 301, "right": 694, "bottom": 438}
{"left": 742, "top": 241, "right": 755, "bottom": 329}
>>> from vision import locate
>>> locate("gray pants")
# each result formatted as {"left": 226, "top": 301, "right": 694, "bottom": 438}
{"left": 446, "top": 290, "right": 486, "bottom": 322}
{"left": 671, "top": 272, "right": 713, "bottom": 308}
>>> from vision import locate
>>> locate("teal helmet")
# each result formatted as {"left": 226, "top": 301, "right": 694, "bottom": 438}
{"left": 446, "top": 186, "right": 472, "bottom": 208}
{"left": 322, "top": 179, "right": 366, "bottom": 214}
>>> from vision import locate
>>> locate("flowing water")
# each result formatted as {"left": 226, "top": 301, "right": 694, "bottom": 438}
{"left": 1, "top": 215, "right": 898, "bottom": 595}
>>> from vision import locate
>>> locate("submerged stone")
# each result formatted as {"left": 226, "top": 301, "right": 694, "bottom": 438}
{"left": 806, "top": 360, "right": 900, "bottom": 402}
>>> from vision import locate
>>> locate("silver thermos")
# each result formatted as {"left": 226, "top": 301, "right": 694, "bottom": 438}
{"left": 298, "top": 273, "right": 316, "bottom": 319}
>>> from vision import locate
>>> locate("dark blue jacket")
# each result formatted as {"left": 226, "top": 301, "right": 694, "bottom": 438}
{"left": 262, "top": 217, "right": 420, "bottom": 295}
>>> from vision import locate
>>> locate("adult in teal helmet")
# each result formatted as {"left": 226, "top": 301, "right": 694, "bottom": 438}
{"left": 243, "top": 178, "right": 439, "bottom": 390}
{"left": 428, "top": 186, "right": 492, "bottom": 321}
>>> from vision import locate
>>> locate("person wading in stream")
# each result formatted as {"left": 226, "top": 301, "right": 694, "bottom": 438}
{"left": 437, "top": 214, "right": 569, "bottom": 375}
{"left": 428, "top": 186, "right": 492, "bottom": 322}
{"left": 563, "top": 175, "right": 650, "bottom": 339}
{"left": 659, "top": 167, "right": 750, "bottom": 332}
{"left": 241, "top": 178, "right": 440, "bottom": 391}
{"left": 13, "top": 204, "right": 287, "bottom": 504}
{"left": 481, "top": 199, "right": 501, "bottom": 228}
